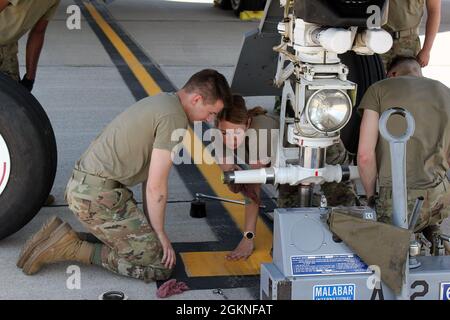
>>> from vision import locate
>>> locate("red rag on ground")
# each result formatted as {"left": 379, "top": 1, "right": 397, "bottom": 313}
{"left": 157, "top": 279, "right": 190, "bottom": 298}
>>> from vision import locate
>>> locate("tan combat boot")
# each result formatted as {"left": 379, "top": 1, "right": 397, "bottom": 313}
{"left": 17, "top": 216, "right": 63, "bottom": 268}
{"left": 22, "top": 223, "right": 94, "bottom": 275}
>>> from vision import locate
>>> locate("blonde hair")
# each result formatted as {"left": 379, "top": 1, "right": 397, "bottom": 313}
{"left": 216, "top": 94, "right": 267, "bottom": 126}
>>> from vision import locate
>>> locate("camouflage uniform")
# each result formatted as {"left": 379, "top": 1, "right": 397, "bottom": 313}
{"left": 321, "top": 140, "right": 357, "bottom": 207}
{"left": 380, "top": 0, "right": 424, "bottom": 71}
{"left": 0, "top": 0, "right": 61, "bottom": 81}
{"left": 377, "top": 180, "right": 450, "bottom": 233}
{"left": 61, "top": 93, "right": 187, "bottom": 282}
{"left": 0, "top": 42, "right": 19, "bottom": 81}
{"left": 65, "top": 175, "right": 173, "bottom": 282}
{"left": 277, "top": 184, "right": 300, "bottom": 208}
{"left": 277, "top": 141, "right": 356, "bottom": 208}
{"left": 358, "top": 75, "right": 450, "bottom": 257}
{"left": 380, "top": 34, "right": 421, "bottom": 72}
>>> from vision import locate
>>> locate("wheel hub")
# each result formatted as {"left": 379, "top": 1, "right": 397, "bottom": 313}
{"left": 0, "top": 133, "right": 11, "bottom": 196}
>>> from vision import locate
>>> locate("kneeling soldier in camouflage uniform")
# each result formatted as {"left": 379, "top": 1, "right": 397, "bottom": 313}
{"left": 358, "top": 56, "right": 450, "bottom": 254}
{"left": 17, "top": 70, "right": 232, "bottom": 281}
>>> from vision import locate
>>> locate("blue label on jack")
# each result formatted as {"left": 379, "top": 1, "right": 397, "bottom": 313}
{"left": 313, "top": 284, "right": 356, "bottom": 300}
{"left": 441, "top": 283, "right": 450, "bottom": 300}
{"left": 291, "top": 254, "right": 369, "bottom": 276}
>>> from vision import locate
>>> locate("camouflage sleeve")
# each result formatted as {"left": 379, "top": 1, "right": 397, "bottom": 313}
{"left": 326, "top": 140, "right": 352, "bottom": 165}
{"left": 41, "top": 0, "right": 61, "bottom": 21}
{"left": 7, "top": 0, "right": 20, "bottom": 5}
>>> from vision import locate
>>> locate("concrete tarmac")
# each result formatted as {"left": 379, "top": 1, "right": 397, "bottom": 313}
{"left": 1, "top": 0, "right": 449, "bottom": 300}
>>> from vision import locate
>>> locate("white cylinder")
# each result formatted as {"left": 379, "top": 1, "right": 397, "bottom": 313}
{"left": 316, "top": 28, "right": 353, "bottom": 54}
{"left": 348, "top": 165, "right": 360, "bottom": 180}
{"left": 278, "top": 22, "right": 287, "bottom": 35}
{"left": 322, "top": 165, "right": 343, "bottom": 183}
{"left": 273, "top": 167, "right": 297, "bottom": 185}
{"left": 232, "top": 168, "right": 268, "bottom": 184}
{"left": 363, "top": 29, "right": 393, "bottom": 54}
{"left": 230, "top": 165, "right": 360, "bottom": 186}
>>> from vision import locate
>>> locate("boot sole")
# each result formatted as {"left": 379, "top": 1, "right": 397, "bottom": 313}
{"left": 17, "top": 216, "right": 63, "bottom": 268}
{"left": 22, "top": 223, "right": 72, "bottom": 275}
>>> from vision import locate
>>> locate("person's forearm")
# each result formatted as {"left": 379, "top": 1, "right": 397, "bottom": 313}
{"left": 146, "top": 184, "right": 168, "bottom": 235}
{"left": 25, "top": 31, "right": 46, "bottom": 80}
{"left": 244, "top": 202, "right": 259, "bottom": 233}
{"left": 358, "top": 154, "right": 377, "bottom": 198}
{"left": 423, "top": 7, "right": 441, "bottom": 52}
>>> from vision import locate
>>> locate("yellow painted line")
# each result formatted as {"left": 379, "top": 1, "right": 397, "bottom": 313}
{"left": 180, "top": 130, "right": 273, "bottom": 277}
{"left": 181, "top": 251, "right": 272, "bottom": 277}
{"left": 239, "top": 10, "right": 264, "bottom": 21}
{"left": 84, "top": 2, "right": 161, "bottom": 96}
{"left": 85, "top": 1, "right": 273, "bottom": 277}
{"left": 184, "top": 131, "right": 273, "bottom": 248}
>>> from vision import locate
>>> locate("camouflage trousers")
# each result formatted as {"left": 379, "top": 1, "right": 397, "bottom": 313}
{"left": 377, "top": 179, "right": 450, "bottom": 233}
{"left": 380, "top": 34, "right": 421, "bottom": 72}
{"left": 65, "top": 176, "right": 173, "bottom": 282}
{"left": 0, "top": 42, "right": 19, "bottom": 81}
{"left": 277, "top": 141, "right": 357, "bottom": 208}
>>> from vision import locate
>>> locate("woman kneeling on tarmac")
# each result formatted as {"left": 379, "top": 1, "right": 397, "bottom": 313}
{"left": 215, "top": 95, "right": 357, "bottom": 260}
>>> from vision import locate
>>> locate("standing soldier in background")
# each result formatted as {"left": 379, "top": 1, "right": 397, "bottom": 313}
{"left": 0, "top": 0, "right": 60, "bottom": 90}
{"left": 0, "top": 0, "right": 61, "bottom": 205}
{"left": 382, "top": 0, "right": 441, "bottom": 70}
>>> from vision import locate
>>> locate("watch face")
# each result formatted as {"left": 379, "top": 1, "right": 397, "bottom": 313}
{"left": 245, "top": 232, "right": 254, "bottom": 240}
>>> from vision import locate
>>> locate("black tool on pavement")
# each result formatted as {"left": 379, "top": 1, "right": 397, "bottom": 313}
{"left": 99, "top": 291, "right": 127, "bottom": 300}
{"left": 190, "top": 192, "right": 267, "bottom": 219}
{"left": 190, "top": 199, "right": 207, "bottom": 218}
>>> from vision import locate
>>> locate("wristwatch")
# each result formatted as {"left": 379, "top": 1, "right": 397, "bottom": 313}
{"left": 243, "top": 231, "right": 255, "bottom": 240}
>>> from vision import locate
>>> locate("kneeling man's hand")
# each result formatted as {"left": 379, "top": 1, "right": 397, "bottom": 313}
{"left": 158, "top": 232, "right": 176, "bottom": 269}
